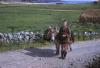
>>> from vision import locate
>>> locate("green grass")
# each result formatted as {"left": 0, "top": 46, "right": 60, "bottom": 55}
{"left": 0, "top": 4, "right": 100, "bottom": 52}
{"left": 0, "top": 4, "right": 82, "bottom": 32}
{"left": 0, "top": 4, "right": 100, "bottom": 33}
{"left": 0, "top": 39, "right": 52, "bottom": 52}
{"left": 0, "top": 3, "right": 100, "bottom": 10}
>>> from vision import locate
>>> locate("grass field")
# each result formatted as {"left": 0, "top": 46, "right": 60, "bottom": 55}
{"left": 0, "top": 3, "right": 100, "bottom": 52}
{"left": 0, "top": 5, "right": 79, "bottom": 32}
{"left": 0, "top": 4, "right": 100, "bottom": 33}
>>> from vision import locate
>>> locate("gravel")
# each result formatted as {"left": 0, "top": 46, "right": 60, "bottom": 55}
{"left": 0, "top": 39, "right": 100, "bottom": 68}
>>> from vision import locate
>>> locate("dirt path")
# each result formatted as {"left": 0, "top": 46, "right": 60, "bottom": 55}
{"left": 0, "top": 39, "right": 100, "bottom": 68}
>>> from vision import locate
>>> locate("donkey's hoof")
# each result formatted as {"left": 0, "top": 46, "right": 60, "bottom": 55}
{"left": 59, "top": 57, "right": 66, "bottom": 60}
{"left": 55, "top": 52, "right": 59, "bottom": 55}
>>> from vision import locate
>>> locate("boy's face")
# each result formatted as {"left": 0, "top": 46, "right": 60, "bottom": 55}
{"left": 63, "top": 21, "right": 68, "bottom": 27}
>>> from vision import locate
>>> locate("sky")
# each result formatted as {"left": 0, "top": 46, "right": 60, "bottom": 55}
{"left": 62, "top": 0, "right": 97, "bottom": 1}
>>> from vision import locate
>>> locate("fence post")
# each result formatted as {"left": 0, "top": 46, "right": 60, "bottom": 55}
{"left": 89, "top": 31, "right": 92, "bottom": 40}
{"left": 77, "top": 31, "right": 80, "bottom": 41}
{"left": 82, "top": 31, "right": 85, "bottom": 40}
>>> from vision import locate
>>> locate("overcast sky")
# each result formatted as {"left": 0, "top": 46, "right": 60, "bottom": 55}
{"left": 62, "top": 0, "right": 97, "bottom": 1}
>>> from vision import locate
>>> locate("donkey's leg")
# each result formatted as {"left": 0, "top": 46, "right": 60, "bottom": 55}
{"left": 64, "top": 44, "right": 68, "bottom": 59}
{"left": 55, "top": 41, "right": 60, "bottom": 55}
{"left": 68, "top": 43, "right": 72, "bottom": 52}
